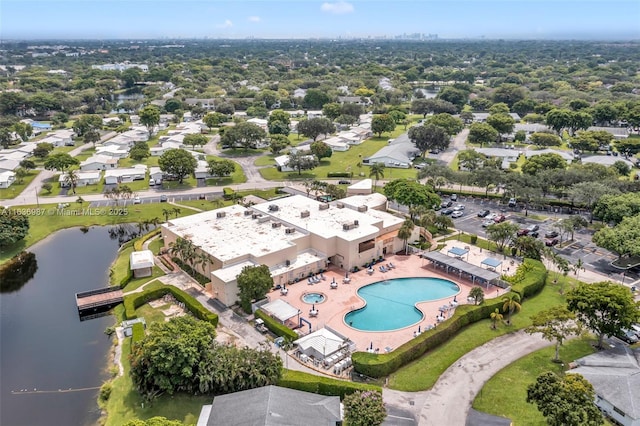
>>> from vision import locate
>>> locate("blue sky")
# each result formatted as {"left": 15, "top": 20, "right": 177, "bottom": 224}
{"left": 1, "top": 0, "right": 639, "bottom": 40}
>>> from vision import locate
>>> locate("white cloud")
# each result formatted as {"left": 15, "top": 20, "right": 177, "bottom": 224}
{"left": 217, "top": 19, "right": 233, "bottom": 29}
{"left": 248, "top": 16, "right": 261, "bottom": 23}
{"left": 321, "top": 1, "right": 354, "bottom": 15}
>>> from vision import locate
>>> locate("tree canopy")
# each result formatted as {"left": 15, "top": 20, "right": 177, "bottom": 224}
{"left": 525, "top": 306, "right": 581, "bottom": 362}
{"left": 286, "top": 150, "right": 319, "bottom": 175}
{"left": 158, "top": 149, "right": 198, "bottom": 184}
{"left": 408, "top": 123, "right": 450, "bottom": 157}
{"left": 566, "top": 281, "right": 639, "bottom": 348}
{"left": 592, "top": 214, "right": 640, "bottom": 258}
{"left": 343, "top": 390, "right": 387, "bottom": 426}
{"left": 371, "top": 114, "right": 396, "bottom": 137}
{"left": 383, "top": 179, "right": 440, "bottom": 218}
{"left": 221, "top": 122, "right": 266, "bottom": 151}
{"left": 0, "top": 208, "right": 30, "bottom": 247}
{"left": 527, "top": 372, "right": 604, "bottom": 426}
{"left": 236, "top": 264, "right": 274, "bottom": 313}
{"left": 139, "top": 105, "right": 161, "bottom": 134}
{"left": 296, "top": 117, "right": 335, "bottom": 142}
{"left": 310, "top": 140, "right": 332, "bottom": 160}
{"left": 468, "top": 122, "right": 499, "bottom": 147}
{"left": 521, "top": 153, "right": 567, "bottom": 176}
{"left": 43, "top": 152, "right": 79, "bottom": 172}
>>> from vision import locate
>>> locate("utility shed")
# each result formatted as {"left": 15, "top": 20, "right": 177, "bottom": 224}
{"left": 130, "top": 250, "right": 155, "bottom": 278}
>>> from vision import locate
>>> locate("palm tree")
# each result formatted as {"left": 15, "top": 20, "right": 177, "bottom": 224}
{"left": 162, "top": 208, "right": 171, "bottom": 222}
{"left": 63, "top": 169, "right": 79, "bottom": 194}
{"left": 572, "top": 258, "right": 585, "bottom": 281}
{"left": 169, "top": 237, "right": 187, "bottom": 263}
{"left": 172, "top": 207, "right": 181, "bottom": 218}
{"left": 398, "top": 219, "right": 415, "bottom": 254}
{"left": 369, "top": 162, "right": 385, "bottom": 189}
{"left": 490, "top": 308, "right": 503, "bottom": 330}
{"left": 197, "top": 251, "right": 212, "bottom": 282}
{"left": 469, "top": 286, "right": 484, "bottom": 305}
{"left": 502, "top": 293, "right": 522, "bottom": 325}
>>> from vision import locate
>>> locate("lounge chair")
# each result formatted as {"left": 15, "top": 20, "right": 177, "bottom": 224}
{"left": 388, "top": 262, "right": 395, "bottom": 269}
{"left": 320, "top": 273, "right": 326, "bottom": 280}
{"left": 379, "top": 266, "right": 387, "bottom": 273}
{"left": 330, "top": 282, "right": 338, "bottom": 289}
{"left": 308, "top": 278, "right": 313, "bottom": 285}
{"left": 367, "top": 268, "right": 374, "bottom": 275}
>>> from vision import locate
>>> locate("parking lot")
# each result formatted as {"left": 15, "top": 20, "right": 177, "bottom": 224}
{"left": 428, "top": 195, "right": 636, "bottom": 284}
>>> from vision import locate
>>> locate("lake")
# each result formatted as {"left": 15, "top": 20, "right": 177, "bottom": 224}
{"left": 0, "top": 227, "right": 121, "bottom": 426}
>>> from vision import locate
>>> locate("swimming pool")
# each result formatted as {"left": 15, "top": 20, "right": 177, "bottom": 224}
{"left": 344, "top": 277, "right": 459, "bottom": 331}
{"left": 302, "top": 292, "right": 326, "bottom": 304}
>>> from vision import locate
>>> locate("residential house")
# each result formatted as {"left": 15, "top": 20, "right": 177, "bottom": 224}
{"left": 474, "top": 147, "right": 521, "bottom": 169}
{"left": 346, "top": 179, "right": 374, "bottom": 197}
{"left": 274, "top": 154, "right": 318, "bottom": 172}
{"left": 149, "top": 166, "right": 164, "bottom": 184}
{"left": 104, "top": 166, "right": 147, "bottom": 185}
{"left": 20, "top": 119, "right": 51, "bottom": 135}
{"left": 588, "top": 126, "right": 630, "bottom": 140}
{"left": 197, "top": 385, "right": 341, "bottom": 426}
{"left": 39, "top": 129, "right": 75, "bottom": 147}
{"left": 95, "top": 145, "right": 130, "bottom": 159}
{"left": 0, "top": 150, "right": 29, "bottom": 162}
{"left": 183, "top": 111, "right": 193, "bottom": 122}
{"left": 364, "top": 141, "right": 418, "bottom": 168}
{"left": 338, "top": 95, "right": 371, "bottom": 106}
{"left": 102, "top": 117, "right": 121, "bottom": 126}
{"left": 323, "top": 136, "right": 349, "bottom": 152}
{"left": 130, "top": 115, "right": 140, "bottom": 125}
{"left": 523, "top": 149, "right": 574, "bottom": 161}
{"left": 571, "top": 345, "right": 640, "bottom": 426}
{"left": 350, "top": 126, "right": 373, "bottom": 139}
{"left": 15, "top": 143, "right": 38, "bottom": 157}
{"left": 472, "top": 112, "right": 521, "bottom": 122}
{"left": 80, "top": 154, "right": 119, "bottom": 171}
{"left": 0, "top": 159, "right": 20, "bottom": 172}
{"left": 185, "top": 98, "right": 215, "bottom": 110}
{"left": 293, "top": 88, "right": 307, "bottom": 98}
{"left": 150, "top": 141, "right": 184, "bottom": 156}
{"left": 194, "top": 160, "right": 212, "bottom": 179}
{"left": 58, "top": 170, "right": 101, "bottom": 187}
{"left": 513, "top": 123, "right": 552, "bottom": 135}
{"left": 0, "top": 171, "right": 16, "bottom": 188}
{"left": 247, "top": 117, "right": 268, "bottom": 131}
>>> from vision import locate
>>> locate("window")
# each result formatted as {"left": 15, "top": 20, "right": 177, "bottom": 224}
{"left": 612, "top": 406, "right": 625, "bottom": 417}
{"left": 358, "top": 239, "right": 375, "bottom": 253}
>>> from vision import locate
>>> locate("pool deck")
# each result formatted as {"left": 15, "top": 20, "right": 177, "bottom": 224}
{"left": 267, "top": 243, "right": 516, "bottom": 354}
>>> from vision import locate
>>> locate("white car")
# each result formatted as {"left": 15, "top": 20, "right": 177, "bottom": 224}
{"left": 453, "top": 204, "right": 465, "bottom": 211}
{"left": 451, "top": 211, "right": 464, "bottom": 218}
{"left": 133, "top": 196, "right": 141, "bottom": 204}
{"left": 482, "top": 219, "right": 495, "bottom": 227}
{"left": 486, "top": 213, "right": 498, "bottom": 221}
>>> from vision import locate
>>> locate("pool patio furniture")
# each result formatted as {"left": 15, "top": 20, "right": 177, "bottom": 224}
{"left": 388, "top": 262, "right": 395, "bottom": 269}
{"left": 330, "top": 282, "right": 338, "bottom": 289}
{"left": 367, "top": 268, "right": 374, "bottom": 275}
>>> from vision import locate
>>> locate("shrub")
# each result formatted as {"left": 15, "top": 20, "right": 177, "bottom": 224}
{"left": 134, "top": 228, "right": 161, "bottom": 251}
{"left": 470, "top": 234, "right": 478, "bottom": 244}
{"left": 278, "top": 370, "right": 380, "bottom": 400}
{"left": 506, "top": 258, "right": 547, "bottom": 300}
{"left": 223, "top": 187, "right": 235, "bottom": 200}
{"left": 327, "top": 172, "right": 352, "bottom": 178}
{"left": 99, "top": 382, "right": 112, "bottom": 402}
{"left": 255, "top": 309, "right": 298, "bottom": 340}
{"left": 119, "top": 269, "right": 133, "bottom": 288}
{"left": 123, "top": 281, "right": 218, "bottom": 327}
{"left": 158, "top": 256, "right": 175, "bottom": 271}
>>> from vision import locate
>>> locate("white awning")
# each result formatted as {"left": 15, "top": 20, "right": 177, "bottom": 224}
{"left": 261, "top": 299, "right": 300, "bottom": 323}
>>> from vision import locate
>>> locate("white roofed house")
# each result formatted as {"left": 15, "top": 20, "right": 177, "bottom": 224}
{"left": 274, "top": 153, "right": 318, "bottom": 172}
{"left": 39, "top": 129, "right": 75, "bottom": 147}
{"left": 80, "top": 154, "right": 119, "bottom": 171}
{"left": 0, "top": 171, "right": 16, "bottom": 188}
{"left": 323, "top": 136, "right": 349, "bottom": 152}
{"left": 194, "top": 160, "right": 212, "bottom": 179}
{"left": 0, "top": 159, "right": 20, "bottom": 173}
{"left": 0, "top": 150, "right": 28, "bottom": 163}
{"left": 104, "top": 166, "right": 147, "bottom": 185}
{"left": 95, "top": 145, "right": 130, "bottom": 159}
{"left": 161, "top": 195, "right": 408, "bottom": 306}
{"left": 475, "top": 147, "right": 521, "bottom": 170}
{"left": 364, "top": 142, "right": 418, "bottom": 168}
{"left": 58, "top": 170, "right": 101, "bottom": 188}
{"left": 149, "top": 166, "right": 164, "bottom": 184}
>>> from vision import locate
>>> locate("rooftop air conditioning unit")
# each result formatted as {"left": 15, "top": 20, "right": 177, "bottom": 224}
{"left": 319, "top": 203, "right": 330, "bottom": 211}
{"left": 354, "top": 220, "right": 359, "bottom": 226}
{"left": 343, "top": 224, "right": 350, "bottom": 231}
{"left": 244, "top": 210, "right": 253, "bottom": 216}
{"left": 258, "top": 216, "right": 270, "bottom": 223}
{"left": 268, "top": 204, "right": 279, "bottom": 211}
{"left": 252, "top": 213, "right": 261, "bottom": 219}
{"left": 285, "top": 228, "right": 296, "bottom": 234}
{"left": 357, "top": 205, "right": 367, "bottom": 212}
{"left": 336, "top": 202, "right": 345, "bottom": 209}
{"left": 285, "top": 260, "right": 291, "bottom": 266}
{"left": 216, "top": 212, "right": 226, "bottom": 218}
{"left": 300, "top": 210, "right": 310, "bottom": 218}
{"left": 271, "top": 222, "right": 282, "bottom": 228}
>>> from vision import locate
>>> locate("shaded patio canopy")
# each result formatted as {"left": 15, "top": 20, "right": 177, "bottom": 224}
{"left": 421, "top": 251, "right": 500, "bottom": 283}
{"left": 448, "top": 247, "right": 469, "bottom": 257}
{"left": 260, "top": 299, "right": 300, "bottom": 323}
{"left": 481, "top": 258, "right": 502, "bottom": 269}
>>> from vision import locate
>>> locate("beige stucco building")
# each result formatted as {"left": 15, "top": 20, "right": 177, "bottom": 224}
{"left": 161, "top": 194, "right": 415, "bottom": 306}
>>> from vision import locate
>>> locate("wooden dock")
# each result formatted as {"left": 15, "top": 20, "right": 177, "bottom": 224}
{"left": 75, "top": 287, "right": 123, "bottom": 315}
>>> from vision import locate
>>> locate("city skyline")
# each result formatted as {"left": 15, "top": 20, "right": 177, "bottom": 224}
{"left": 1, "top": 0, "right": 639, "bottom": 40}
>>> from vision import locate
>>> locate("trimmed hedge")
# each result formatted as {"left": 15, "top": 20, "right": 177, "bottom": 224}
{"left": 255, "top": 309, "right": 298, "bottom": 340}
{"left": 278, "top": 369, "right": 380, "bottom": 400}
{"left": 119, "top": 269, "right": 134, "bottom": 288}
{"left": 123, "top": 281, "right": 218, "bottom": 327}
{"left": 506, "top": 258, "right": 547, "bottom": 300}
{"left": 352, "top": 259, "right": 548, "bottom": 377}
{"left": 134, "top": 228, "right": 161, "bottom": 251}
{"left": 223, "top": 187, "right": 235, "bottom": 200}
{"left": 131, "top": 322, "right": 145, "bottom": 343}
{"left": 327, "top": 172, "right": 352, "bottom": 178}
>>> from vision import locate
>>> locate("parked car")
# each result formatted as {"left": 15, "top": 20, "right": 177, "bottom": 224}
{"left": 493, "top": 215, "right": 506, "bottom": 223}
{"left": 453, "top": 204, "right": 465, "bottom": 211}
{"left": 477, "top": 209, "right": 490, "bottom": 218}
{"left": 160, "top": 195, "right": 168, "bottom": 202}
{"left": 338, "top": 180, "right": 351, "bottom": 185}
{"left": 441, "top": 208, "right": 454, "bottom": 215}
{"left": 198, "top": 194, "right": 206, "bottom": 200}
{"left": 486, "top": 213, "right": 498, "bottom": 221}
{"left": 441, "top": 200, "right": 453, "bottom": 208}
{"left": 450, "top": 194, "right": 458, "bottom": 201}
{"left": 517, "top": 229, "right": 530, "bottom": 237}
{"left": 451, "top": 210, "right": 464, "bottom": 218}
{"left": 527, "top": 225, "right": 540, "bottom": 232}
{"left": 482, "top": 219, "right": 495, "bottom": 227}
{"left": 508, "top": 197, "right": 517, "bottom": 207}
{"left": 530, "top": 231, "right": 539, "bottom": 238}
{"left": 545, "top": 238, "right": 559, "bottom": 247}
{"left": 133, "top": 196, "right": 141, "bottom": 204}
{"left": 545, "top": 230, "right": 559, "bottom": 239}
{"left": 616, "top": 329, "right": 639, "bottom": 344}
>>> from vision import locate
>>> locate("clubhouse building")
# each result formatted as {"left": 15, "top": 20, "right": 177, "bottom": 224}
{"left": 161, "top": 194, "right": 416, "bottom": 306}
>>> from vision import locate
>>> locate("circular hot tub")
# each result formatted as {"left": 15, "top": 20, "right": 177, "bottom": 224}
{"left": 302, "top": 292, "right": 326, "bottom": 304}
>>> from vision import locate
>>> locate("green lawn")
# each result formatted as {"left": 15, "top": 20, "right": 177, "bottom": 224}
{"left": 0, "top": 171, "right": 40, "bottom": 200}
{"left": 148, "top": 237, "right": 164, "bottom": 255}
{"left": 0, "top": 202, "right": 200, "bottom": 264}
{"left": 109, "top": 240, "right": 165, "bottom": 290}
{"left": 388, "top": 276, "right": 573, "bottom": 391}
{"left": 472, "top": 337, "right": 596, "bottom": 425}
{"left": 258, "top": 133, "right": 419, "bottom": 181}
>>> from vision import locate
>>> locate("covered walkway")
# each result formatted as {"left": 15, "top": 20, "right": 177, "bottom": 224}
{"left": 421, "top": 251, "right": 500, "bottom": 287}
